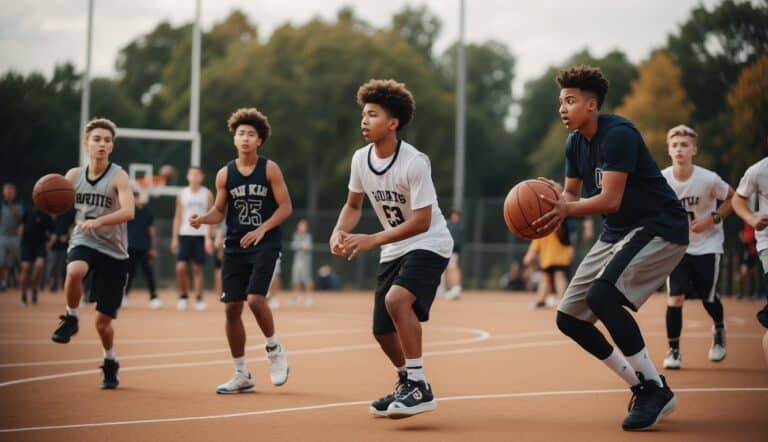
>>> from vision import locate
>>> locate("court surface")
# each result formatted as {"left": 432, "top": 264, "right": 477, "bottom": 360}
{"left": 1, "top": 289, "right": 766, "bottom": 441}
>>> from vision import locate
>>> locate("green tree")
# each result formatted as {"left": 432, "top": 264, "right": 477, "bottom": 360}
{"left": 392, "top": 5, "right": 442, "bottom": 63}
{"left": 615, "top": 51, "right": 693, "bottom": 166}
{"left": 727, "top": 53, "right": 768, "bottom": 181}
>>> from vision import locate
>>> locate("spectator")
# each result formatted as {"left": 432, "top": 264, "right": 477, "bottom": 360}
{"left": 290, "top": 219, "right": 314, "bottom": 307}
{"left": 0, "top": 183, "right": 23, "bottom": 291}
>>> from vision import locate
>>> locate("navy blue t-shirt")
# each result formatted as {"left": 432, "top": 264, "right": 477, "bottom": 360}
{"left": 564, "top": 114, "right": 688, "bottom": 244}
{"left": 224, "top": 156, "right": 281, "bottom": 254}
{"left": 21, "top": 207, "right": 52, "bottom": 244}
{"left": 127, "top": 205, "right": 154, "bottom": 251}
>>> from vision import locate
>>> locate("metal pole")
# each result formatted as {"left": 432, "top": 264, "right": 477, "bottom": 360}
{"left": 79, "top": 0, "right": 94, "bottom": 167}
{"left": 452, "top": 0, "right": 466, "bottom": 212}
{"left": 190, "top": 0, "right": 202, "bottom": 167}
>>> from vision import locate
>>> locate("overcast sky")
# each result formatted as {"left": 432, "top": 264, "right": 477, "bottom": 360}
{"left": 0, "top": 0, "right": 720, "bottom": 98}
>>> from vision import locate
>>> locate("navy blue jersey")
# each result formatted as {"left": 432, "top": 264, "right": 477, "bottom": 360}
{"left": 127, "top": 205, "right": 154, "bottom": 251}
{"left": 21, "top": 207, "right": 52, "bottom": 244}
{"left": 564, "top": 114, "right": 688, "bottom": 244}
{"left": 224, "top": 157, "right": 281, "bottom": 254}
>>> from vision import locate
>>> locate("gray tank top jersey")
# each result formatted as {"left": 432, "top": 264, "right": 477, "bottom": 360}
{"left": 69, "top": 163, "right": 128, "bottom": 259}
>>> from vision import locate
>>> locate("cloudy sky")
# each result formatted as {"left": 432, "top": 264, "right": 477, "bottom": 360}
{"left": 0, "top": 0, "right": 720, "bottom": 97}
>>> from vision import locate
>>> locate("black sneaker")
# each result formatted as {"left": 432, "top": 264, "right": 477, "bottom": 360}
{"left": 386, "top": 379, "right": 437, "bottom": 419}
{"left": 369, "top": 371, "right": 408, "bottom": 417}
{"left": 622, "top": 374, "right": 676, "bottom": 431}
{"left": 100, "top": 359, "right": 120, "bottom": 389}
{"left": 31, "top": 290, "right": 38, "bottom": 305}
{"left": 21, "top": 292, "right": 28, "bottom": 306}
{"left": 51, "top": 314, "right": 79, "bottom": 343}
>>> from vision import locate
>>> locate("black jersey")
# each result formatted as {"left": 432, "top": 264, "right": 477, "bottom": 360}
{"left": 224, "top": 157, "right": 281, "bottom": 254}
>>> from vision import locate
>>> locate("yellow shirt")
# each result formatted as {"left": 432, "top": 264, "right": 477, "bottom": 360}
{"left": 527, "top": 230, "right": 573, "bottom": 269}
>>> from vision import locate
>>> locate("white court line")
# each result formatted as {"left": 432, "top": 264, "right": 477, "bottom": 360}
{"left": 0, "top": 327, "right": 491, "bottom": 386}
{"left": 0, "top": 327, "right": 490, "bottom": 368}
{"left": 1, "top": 387, "right": 766, "bottom": 434}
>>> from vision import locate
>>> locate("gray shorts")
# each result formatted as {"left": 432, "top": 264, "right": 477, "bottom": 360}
{"left": 760, "top": 249, "right": 768, "bottom": 275}
{"left": 558, "top": 227, "right": 686, "bottom": 323}
{"left": 0, "top": 235, "right": 20, "bottom": 267}
{"left": 291, "top": 257, "right": 312, "bottom": 284}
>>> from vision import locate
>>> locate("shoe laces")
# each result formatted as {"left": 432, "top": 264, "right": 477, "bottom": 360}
{"left": 627, "top": 373, "right": 652, "bottom": 412}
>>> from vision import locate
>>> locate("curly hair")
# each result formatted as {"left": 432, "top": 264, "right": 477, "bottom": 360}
{"left": 227, "top": 108, "right": 271, "bottom": 144}
{"left": 356, "top": 79, "right": 415, "bottom": 129}
{"left": 555, "top": 66, "right": 609, "bottom": 110}
{"left": 84, "top": 117, "right": 117, "bottom": 138}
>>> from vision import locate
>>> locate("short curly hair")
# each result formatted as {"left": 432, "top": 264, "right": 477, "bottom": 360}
{"left": 356, "top": 79, "right": 415, "bottom": 129}
{"left": 84, "top": 117, "right": 117, "bottom": 138}
{"left": 556, "top": 65, "right": 609, "bottom": 110}
{"left": 227, "top": 108, "right": 271, "bottom": 144}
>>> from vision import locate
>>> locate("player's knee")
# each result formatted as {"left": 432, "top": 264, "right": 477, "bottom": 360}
{"left": 224, "top": 302, "right": 243, "bottom": 320}
{"left": 95, "top": 317, "right": 111, "bottom": 333}
{"left": 667, "top": 295, "right": 684, "bottom": 307}
{"left": 556, "top": 311, "right": 582, "bottom": 338}
{"left": 585, "top": 280, "right": 622, "bottom": 316}
{"left": 384, "top": 292, "right": 406, "bottom": 313}
{"left": 175, "top": 262, "right": 187, "bottom": 272}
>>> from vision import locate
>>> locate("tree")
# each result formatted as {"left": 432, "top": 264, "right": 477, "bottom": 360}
{"left": 615, "top": 51, "right": 693, "bottom": 166}
{"left": 727, "top": 53, "right": 768, "bottom": 181}
{"left": 392, "top": 5, "right": 442, "bottom": 63}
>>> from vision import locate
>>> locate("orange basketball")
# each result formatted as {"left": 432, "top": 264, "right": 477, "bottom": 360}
{"left": 32, "top": 174, "right": 75, "bottom": 215}
{"left": 503, "top": 179, "right": 561, "bottom": 240}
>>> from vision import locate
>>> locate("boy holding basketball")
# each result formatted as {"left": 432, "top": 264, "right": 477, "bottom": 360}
{"left": 661, "top": 124, "right": 734, "bottom": 369}
{"left": 330, "top": 79, "right": 453, "bottom": 418}
{"left": 50, "top": 117, "right": 135, "bottom": 390}
{"left": 189, "top": 108, "right": 291, "bottom": 394}
{"left": 534, "top": 66, "right": 689, "bottom": 431}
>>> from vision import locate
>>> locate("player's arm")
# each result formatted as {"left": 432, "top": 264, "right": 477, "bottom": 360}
{"left": 170, "top": 192, "right": 182, "bottom": 252}
{"left": 191, "top": 167, "right": 227, "bottom": 227}
{"left": 79, "top": 170, "right": 135, "bottom": 233}
{"left": 238, "top": 160, "right": 293, "bottom": 248}
{"left": 733, "top": 192, "right": 768, "bottom": 231}
{"left": 203, "top": 189, "right": 215, "bottom": 254}
{"left": 691, "top": 185, "right": 735, "bottom": 233}
{"left": 369, "top": 205, "right": 431, "bottom": 248}
{"left": 330, "top": 191, "right": 364, "bottom": 256}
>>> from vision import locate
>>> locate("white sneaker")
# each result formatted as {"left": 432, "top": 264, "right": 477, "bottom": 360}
{"left": 149, "top": 298, "right": 163, "bottom": 310}
{"left": 177, "top": 298, "right": 188, "bottom": 311}
{"left": 215, "top": 371, "right": 255, "bottom": 394}
{"left": 446, "top": 287, "right": 461, "bottom": 300}
{"left": 266, "top": 344, "right": 289, "bottom": 386}
{"left": 267, "top": 298, "right": 280, "bottom": 310}
{"left": 194, "top": 299, "right": 208, "bottom": 311}
{"left": 121, "top": 297, "right": 129, "bottom": 307}
{"left": 708, "top": 326, "right": 726, "bottom": 362}
{"left": 304, "top": 297, "right": 315, "bottom": 307}
{"left": 663, "top": 348, "right": 681, "bottom": 369}
{"left": 545, "top": 295, "right": 559, "bottom": 307}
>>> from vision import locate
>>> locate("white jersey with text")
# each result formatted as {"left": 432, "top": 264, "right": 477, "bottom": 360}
{"left": 179, "top": 186, "right": 211, "bottom": 237}
{"left": 662, "top": 165, "right": 729, "bottom": 255}
{"left": 348, "top": 140, "right": 453, "bottom": 263}
{"left": 736, "top": 157, "right": 768, "bottom": 253}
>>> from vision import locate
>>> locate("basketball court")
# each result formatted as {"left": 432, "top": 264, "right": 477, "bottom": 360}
{"left": 1, "top": 289, "right": 765, "bottom": 441}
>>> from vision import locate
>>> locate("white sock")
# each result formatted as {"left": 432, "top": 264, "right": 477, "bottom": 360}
{"left": 233, "top": 356, "right": 247, "bottom": 373}
{"left": 626, "top": 347, "right": 663, "bottom": 387}
{"left": 104, "top": 349, "right": 117, "bottom": 360}
{"left": 405, "top": 357, "right": 426, "bottom": 382}
{"left": 265, "top": 334, "right": 278, "bottom": 348}
{"left": 601, "top": 347, "right": 639, "bottom": 386}
{"left": 66, "top": 306, "right": 79, "bottom": 317}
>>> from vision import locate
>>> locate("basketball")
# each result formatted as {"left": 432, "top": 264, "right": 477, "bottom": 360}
{"left": 32, "top": 174, "right": 75, "bottom": 215}
{"left": 503, "top": 179, "right": 561, "bottom": 240}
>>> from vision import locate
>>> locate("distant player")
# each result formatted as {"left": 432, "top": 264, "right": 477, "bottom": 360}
{"left": 732, "top": 156, "right": 768, "bottom": 364}
{"left": 660, "top": 124, "right": 734, "bottom": 369}
{"left": 171, "top": 166, "right": 213, "bottom": 311}
{"left": 290, "top": 218, "right": 314, "bottom": 307}
{"left": 535, "top": 66, "right": 688, "bottom": 431}
{"left": 190, "top": 108, "right": 291, "bottom": 394}
{"left": 125, "top": 186, "right": 160, "bottom": 309}
{"left": 330, "top": 79, "right": 453, "bottom": 418}
{"left": 444, "top": 209, "right": 463, "bottom": 300}
{"left": 50, "top": 118, "right": 135, "bottom": 390}
{"left": 523, "top": 220, "right": 573, "bottom": 309}
{"left": 19, "top": 206, "right": 52, "bottom": 305}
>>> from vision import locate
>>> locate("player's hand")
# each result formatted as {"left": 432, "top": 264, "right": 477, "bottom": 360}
{"left": 240, "top": 227, "right": 265, "bottom": 248}
{"left": 752, "top": 215, "right": 768, "bottom": 231}
{"left": 189, "top": 214, "right": 202, "bottom": 229}
{"left": 148, "top": 248, "right": 157, "bottom": 262}
{"left": 170, "top": 238, "right": 178, "bottom": 254}
{"left": 204, "top": 237, "right": 214, "bottom": 255}
{"left": 523, "top": 254, "right": 533, "bottom": 267}
{"left": 77, "top": 218, "right": 103, "bottom": 234}
{"left": 532, "top": 194, "right": 566, "bottom": 233}
{"left": 342, "top": 233, "right": 376, "bottom": 261}
{"left": 690, "top": 218, "right": 713, "bottom": 234}
{"left": 537, "top": 177, "right": 563, "bottom": 195}
{"left": 329, "top": 230, "right": 348, "bottom": 257}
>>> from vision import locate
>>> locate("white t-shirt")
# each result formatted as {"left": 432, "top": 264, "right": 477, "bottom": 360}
{"left": 179, "top": 186, "right": 211, "bottom": 237}
{"left": 348, "top": 140, "right": 453, "bottom": 263}
{"left": 736, "top": 157, "right": 768, "bottom": 253}
{"left": 662, "top": 165, "right": 730, "bottom": 255}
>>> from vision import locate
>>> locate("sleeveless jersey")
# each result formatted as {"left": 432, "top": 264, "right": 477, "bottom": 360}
{"left": 348, "top": 140, "right": 453, "bottom": 263}
{"left": 662, "top": 165, "right": 730, "bottom": 255}
{"left": 224, "top": 157, "right": 281, "bottom": 253}
{"left": 178, "top": 186, "right": 211, "bottom": 237}
{"left": 69, "top": 163, "right": 128, "bottom": 259}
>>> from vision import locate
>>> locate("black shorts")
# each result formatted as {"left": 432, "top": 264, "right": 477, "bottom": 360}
{"left": 21, "top": 242, "right": 46, "bottom": 262}
{"left": 373, "top": 250, "right": 449, "bottom": 335}
{"left": 668, "top": 253, "right": 720, "bottom": 302}
{"left": 67, "top": 246, "right": 129, "bottom": 318}
{"left": 177, "top": 235, "right": 206, "bottom": 264}
{"left": 220, "top": 248, "right": 280, "bottom": 302}
{"left": 742, "top": 250, "right": 757, "bottom": 268}
{"left": 542, "top": 265, "right": 570, "bottom": 275}
{"left": 214, "top": 254, "right": 222, "bottom": 269}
